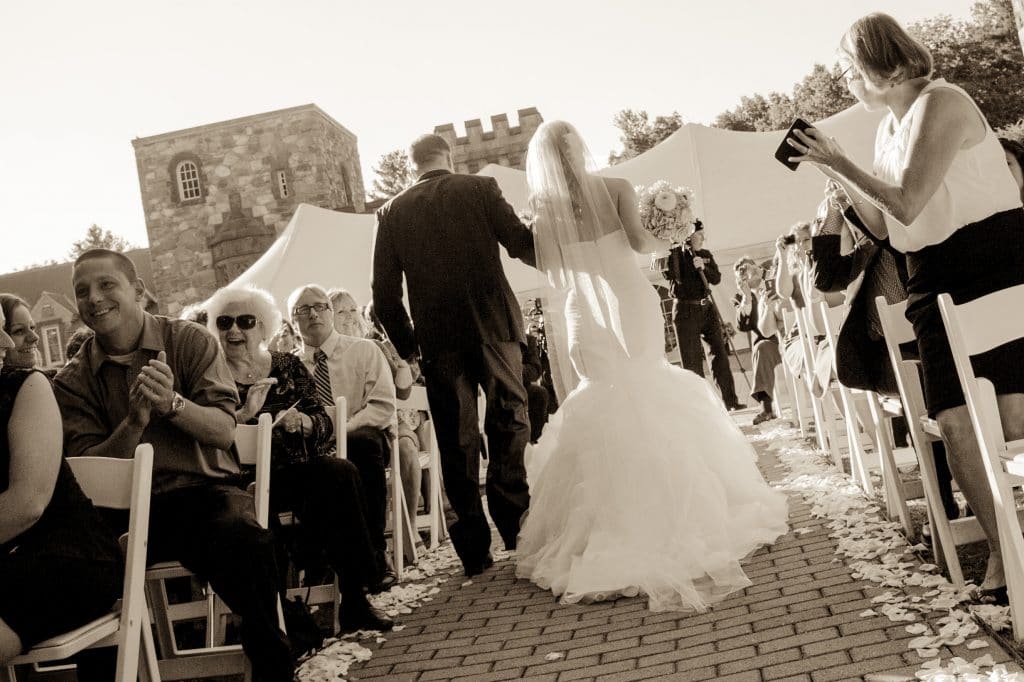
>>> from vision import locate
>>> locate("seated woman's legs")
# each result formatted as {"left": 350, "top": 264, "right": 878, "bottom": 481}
{"left": 937, "top": 394, "right": 1024, "bottom": 589}
{"left": 398, "top": 433, "right": 423, "bottom": 523}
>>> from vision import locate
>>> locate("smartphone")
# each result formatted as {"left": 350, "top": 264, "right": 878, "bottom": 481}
{"left": 774, "top": 117, "right": 813, "bottom": 171}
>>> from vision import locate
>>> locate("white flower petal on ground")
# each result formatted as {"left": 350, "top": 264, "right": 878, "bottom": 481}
{"left": 544, "top": 652, "right": 565, "bottom": 661}
{"left": 906, "top": 623, "right": 929, "bottom": 634}
{"left": 966, "top": 639, "right": 990, "bottom": 650}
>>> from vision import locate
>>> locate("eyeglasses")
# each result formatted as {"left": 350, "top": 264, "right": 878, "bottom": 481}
{"left": 834, "top": 62, "right": 855, "bottom": 84}
{"left": 216, "top": 314, "right": 258, "bottom": 331}
{"left": 292, "top": 302, "right": 330, "bottom": 318}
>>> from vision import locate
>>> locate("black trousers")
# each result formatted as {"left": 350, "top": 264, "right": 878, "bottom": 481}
{"left": 423, "top": 341, "right": 531, "bottom": 566}
{"left": 75, "top": 483, "right": 294, "bottom": 682}
{"left": 270, "top": 457, "right": 377, "bottom": 599}
{"left": 149, "top": 484, "right": 293, "bottom": 680}
{"left": 672, "top": 299, "right": 739, "bottom": 405}
{"left": 526, "top": 383, "right": 549, "bottom": 443}
{"left": 346, "top": 427, "right": 390, "bottom": 576}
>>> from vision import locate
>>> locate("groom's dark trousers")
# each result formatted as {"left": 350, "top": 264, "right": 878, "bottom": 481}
{"left": 422, "top": 342, "right": 531, "bottom": 559}
{"left": 371, "top": 168, "right": 536, "bottom": 570}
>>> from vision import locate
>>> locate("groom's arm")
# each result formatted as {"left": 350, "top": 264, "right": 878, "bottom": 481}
{"left": 371, "top": 207, "right": 418, "bottom": 360}
{"left": 481, "top": 177, "right": 536, "bottom": 268}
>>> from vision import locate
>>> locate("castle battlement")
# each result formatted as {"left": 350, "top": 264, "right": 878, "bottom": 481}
{"left": 433, "top": 108, "right": 543, "bottom": 173}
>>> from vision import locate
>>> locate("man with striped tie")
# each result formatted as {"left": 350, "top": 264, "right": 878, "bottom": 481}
{"left": 288, "top": 284, "right": 398, "bottom": 592}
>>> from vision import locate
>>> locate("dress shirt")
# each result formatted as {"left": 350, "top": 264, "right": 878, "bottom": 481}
{"left": 54, "top": 314, "right": 240, "bottom": 495}
{"left": 299, "top": 330, "right": 396, "bottom": 437}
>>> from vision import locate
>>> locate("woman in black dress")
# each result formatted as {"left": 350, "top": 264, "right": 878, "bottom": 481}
{"left": 0, "top": 299, "right": 122, "bottom": 663}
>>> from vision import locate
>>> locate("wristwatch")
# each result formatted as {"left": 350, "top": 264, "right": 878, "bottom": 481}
{"left": 166, "top": 392, "right": 185, "bottom": 419}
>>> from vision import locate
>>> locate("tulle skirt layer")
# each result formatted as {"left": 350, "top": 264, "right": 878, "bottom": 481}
{"left": 515, "top": 360, "right": 789, "bottom": 612}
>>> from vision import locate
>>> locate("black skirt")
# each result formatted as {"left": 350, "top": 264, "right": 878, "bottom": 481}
{"left": 904, "top": 208, "right": 1024, "bottom": 417}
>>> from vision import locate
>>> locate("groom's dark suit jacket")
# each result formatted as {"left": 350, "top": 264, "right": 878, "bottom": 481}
{"left": 371, "top": 169, "right": 536, "bottom": 360}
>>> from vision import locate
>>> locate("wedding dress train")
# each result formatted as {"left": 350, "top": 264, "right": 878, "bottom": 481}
{"left": 515, "top": 229, "right": 789, "bottom": 612}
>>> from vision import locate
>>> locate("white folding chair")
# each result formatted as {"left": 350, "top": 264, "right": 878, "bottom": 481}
{"left": 398, "top": 386, "right": 446, "bottom": 550}
{"left": 939, "top": 284, "right": 1024, "bottom": 638}
{"left": 877, "top": 296, "right": 987, "bottom": 589}
{"left": 790, "top": 305, "right": 844, "bottom": 468}
{"left": 816, "top": 301, "right": 877, "bottom": 494}
{"left": 145, "top": 415, "right": 278, "bottom": 680}
{"left": 4, "top": 445, "right": 159, "bottom": 682}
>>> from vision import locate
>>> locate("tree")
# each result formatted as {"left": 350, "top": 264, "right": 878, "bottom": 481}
{"left": 608, "top": 110, "right": 684, "bottom": 164}
{"left": 69, "top": 224, "right": 133, "bottom": 259}
{"left": 370, "top": 150, "right": 415, "bottom": 199}
{"left": 713, "top": 64, "right": 855, "bottom": 131}
{"left": 909, "top": 0, "right": 1024, "bottom": 129}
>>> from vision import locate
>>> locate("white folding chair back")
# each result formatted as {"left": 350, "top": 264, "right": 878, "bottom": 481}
{"left": 876, "top": 296, "right": 986, "bottom": 589}
{"left": 234, "top": 412, "right": 272, "bottom": 528}
{"left": 938, "top": 284, "right": 1024, "bottom": 638}
{"left": 7, "top": 445, "right": 159, "bottom": 682}
{"left": 398, "top": 386, "right": 446, "bottom": 549}
{"left": 792, "top": 305, "right": 842, "bottom": 466}
{"left": 778, "top": 308, "right": 812, "bottom": 435}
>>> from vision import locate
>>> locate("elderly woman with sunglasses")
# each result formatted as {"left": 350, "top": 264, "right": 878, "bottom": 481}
{"left": 204, "top": 285, "right": 394, "bottom": 632}
{"left": 791, "top": 13, "right": 1024, "bottom": 599}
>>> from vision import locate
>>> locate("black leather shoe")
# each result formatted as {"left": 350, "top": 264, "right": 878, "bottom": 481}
{"left": 368, "top": 569, "right": 398, "bottom": 594}
{"left": 464, "top": 553, "right": 494, "bottom": 577}
{"left": 337, "top": 601, "right": 395, "bottom": 633}
{"left": 752, "top": 410, "right": 775, "bottom": 425}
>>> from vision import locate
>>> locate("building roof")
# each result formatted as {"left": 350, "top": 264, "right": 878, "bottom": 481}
{"left": 131, "top": 104, "right": 357, "bottom": 147}
{"left": 0, "top": 248, "right": 156, "bottom": 309}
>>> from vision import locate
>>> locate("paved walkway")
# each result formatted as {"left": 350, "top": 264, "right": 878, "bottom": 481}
{"left": 343, "top": 419, "right": 1018, "bottom": 682}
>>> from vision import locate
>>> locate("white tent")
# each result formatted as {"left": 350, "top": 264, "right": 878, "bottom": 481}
{"left": 227, "top": 103, "right": 886, "bottom": 307}
{"left": 226, "top": 203, "right": 377, "bottom": 311}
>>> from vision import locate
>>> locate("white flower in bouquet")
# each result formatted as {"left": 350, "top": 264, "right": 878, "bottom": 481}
{"left": 637, "top": 180, "right": 697, "bottom": 245}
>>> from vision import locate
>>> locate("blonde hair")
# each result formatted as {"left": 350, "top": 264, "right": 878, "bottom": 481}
{"left": 204, "top": 285, "right": 282, "bottom": 344}
{"left": 840, "top": 13, "right": 933, "bottom": 85}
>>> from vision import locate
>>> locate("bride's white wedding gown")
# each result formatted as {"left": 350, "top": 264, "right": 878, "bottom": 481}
{"left": 515, "top": 228, "right": 789, "bottom": 612}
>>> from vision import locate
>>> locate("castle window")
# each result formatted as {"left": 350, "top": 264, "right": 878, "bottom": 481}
{"left": 176, "top": 161, "right": 202, "bottom": 200}
{"left": 276, "top": 169, "right": 289, "bottom": 198}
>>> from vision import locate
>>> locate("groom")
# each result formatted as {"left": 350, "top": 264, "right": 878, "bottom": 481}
{"left": 371, "top": 133, "right": 536, "bottom": 575}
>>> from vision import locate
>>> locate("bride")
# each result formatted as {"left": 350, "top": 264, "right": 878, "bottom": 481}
{"left": 515, "top": 121, "right": 789, "bottom": 612}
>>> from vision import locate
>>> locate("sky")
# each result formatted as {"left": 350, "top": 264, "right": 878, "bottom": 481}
{"left": 0, "top": 0, "right": 980, "bottom": 274}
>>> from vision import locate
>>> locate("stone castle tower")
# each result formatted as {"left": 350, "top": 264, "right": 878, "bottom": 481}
{"left": 132, "top": 104, "right": 364, "bottom": 314}
{"left": 433, "top": 108, "right": 543, "bottom": 174}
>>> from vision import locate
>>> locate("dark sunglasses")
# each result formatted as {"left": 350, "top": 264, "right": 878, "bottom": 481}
{"left": 216, "top": 314, "right": 258, "bottom": 331}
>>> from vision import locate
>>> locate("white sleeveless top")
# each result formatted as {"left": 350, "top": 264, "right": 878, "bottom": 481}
{"left": 873, "top": 79, "right": 1022, "bottom": 253}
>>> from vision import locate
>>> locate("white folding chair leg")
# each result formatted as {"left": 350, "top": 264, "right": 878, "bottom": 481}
{"left": 866, "top": 393, "right": 913, "bottom": 535}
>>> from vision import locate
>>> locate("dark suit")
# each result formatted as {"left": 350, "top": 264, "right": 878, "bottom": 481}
{"left": 660, "top": 244, "right": 740, "bottom": 405}
{"left": 372, "top": 169, "right": 535, "bottom": 567}
{"left": 522, "top": 333, "right": 549, "bottom": 443}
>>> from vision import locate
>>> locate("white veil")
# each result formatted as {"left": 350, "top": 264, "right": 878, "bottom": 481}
{"left": 526, "top": 121, "right": 628, "bottom": 403}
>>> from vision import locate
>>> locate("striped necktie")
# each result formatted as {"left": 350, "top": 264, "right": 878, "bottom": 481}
{"left": 313, "top": 348, "right": 335, "bottom": 407}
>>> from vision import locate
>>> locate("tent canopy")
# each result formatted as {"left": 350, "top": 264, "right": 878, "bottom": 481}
{"left": 227, "top": 104, "right": 886, "bottom": 304}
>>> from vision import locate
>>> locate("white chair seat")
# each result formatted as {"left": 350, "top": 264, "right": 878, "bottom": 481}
{"left": 15, "top": 614, "right": 120, "bottom": 662}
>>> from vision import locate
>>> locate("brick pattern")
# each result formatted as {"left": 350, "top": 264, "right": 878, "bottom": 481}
{"left": 344, "top": 427, "right": 1018, "bottom": 682}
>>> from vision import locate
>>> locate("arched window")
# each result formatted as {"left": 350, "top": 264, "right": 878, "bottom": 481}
{"left": 176, "top": 161, "right": 202, "bottom": 201}
{"left": 276, "top": 169, "right": 289, "bottom": 198}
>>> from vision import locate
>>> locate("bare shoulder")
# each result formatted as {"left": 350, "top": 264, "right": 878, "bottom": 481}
{"left": 600, "top": 176, "right": 635, "bottom": 204}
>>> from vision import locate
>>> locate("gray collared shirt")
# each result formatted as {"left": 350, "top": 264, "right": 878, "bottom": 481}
{"left": 54, "top": 313, "right": 241, "bottom": 495}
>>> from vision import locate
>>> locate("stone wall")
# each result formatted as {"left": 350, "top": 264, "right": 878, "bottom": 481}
{"left": 133, "top": 104, "right": 364, "bottom": 314}
{"left": 434, "top": 108, "right": 543, "bottom": 174}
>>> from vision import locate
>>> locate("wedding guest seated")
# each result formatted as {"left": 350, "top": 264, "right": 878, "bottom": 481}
{"left": 523, "top": 320, "right": 549, "bottom": 442}
{"left": 53, "top": 249, "right": 294, "bottom": 679}
{"left": 773, "top": 220, "right": 844, "bottom": 396}
{"left": 288, "top": 284, "right": 398, "bottom": 590}
{"left": 0, "top": 303, "right": 124, "bottom": 667}
{"left": 64, "top": 327, "right": 94, "bottom": 365}
{"left": 179, "top": 303, "right": 208, "bottom": 326}
{"left": 732, "top": 258, "right": 782, "bottom": 424}
{"left": 205, "top": 285, "right": 393, "bottom": 631}
{"left": 363, "top": 300, "right": 427, "bottom": 550}
{"left": 0, "top": 295, "right": 40, "bottom": 371}
{"left": 1000, "top": 138, "right": 1024, "bottom": 203}
{"left": 269, "top": 321, "right": 300, "bottom": 354}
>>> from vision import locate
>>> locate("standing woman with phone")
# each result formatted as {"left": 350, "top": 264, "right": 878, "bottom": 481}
{"left": 789, "top": 13, "right": 1024, "bottom": 599}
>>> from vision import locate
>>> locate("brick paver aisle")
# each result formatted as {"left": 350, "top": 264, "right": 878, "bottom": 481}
{"left": 347, "top": 425, "right": 1017, "bottom": 682}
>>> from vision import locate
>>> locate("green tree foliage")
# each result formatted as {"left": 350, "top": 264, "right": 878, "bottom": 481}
{"left": 909, "top": 0, "right": 1024, "bottom": 129}
{"left": 370, "top": 149, "right": 415, "bottom": 199}
{"left": 712, "top": 0, "right": 1023, "bottom": 131}
{"left": 608, "top": 110, "right": 684, "bottom": 164}
{"left": 69, "top": 224, "right": 133, "bottom": 260}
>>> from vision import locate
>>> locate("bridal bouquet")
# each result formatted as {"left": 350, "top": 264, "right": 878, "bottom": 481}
{"left": 637, "top": 181, "right": 697, "bottom": 245}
